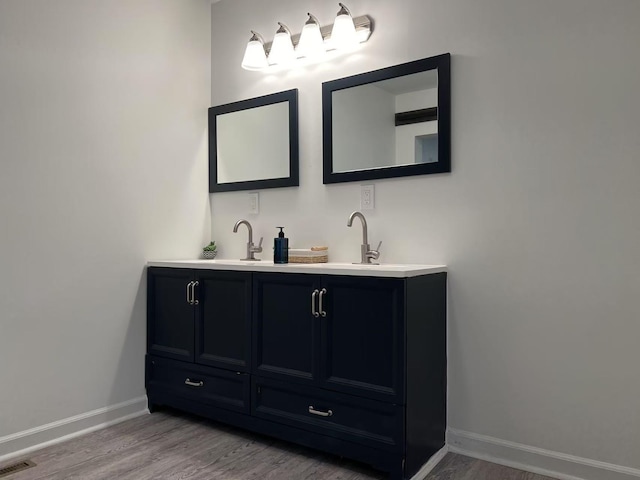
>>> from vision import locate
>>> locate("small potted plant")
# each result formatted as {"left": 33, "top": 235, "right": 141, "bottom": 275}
{"left": 203, "top": 241, "right": 217, "bottom": 259}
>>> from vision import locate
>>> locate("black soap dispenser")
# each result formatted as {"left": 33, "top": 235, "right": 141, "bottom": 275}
{"left": 274, "top": 227, "right": 289, "bottom": 264}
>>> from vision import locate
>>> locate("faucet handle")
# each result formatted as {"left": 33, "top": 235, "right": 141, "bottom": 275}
{"left": 366, "top": 241, "right": 382, "bottom": 263}
{"left": 253, "top": 237, "right": 263, "bottom": 253}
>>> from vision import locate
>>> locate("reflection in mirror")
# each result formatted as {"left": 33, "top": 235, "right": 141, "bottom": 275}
{"left": 209, "top": 89, "right": 299, "bottom": 192}
{"left": 323, "top": 54, "right": 450, "bottom": 184}
{"left": 217, "top": 102, "right": 289, "bottom": 183}
{"left": 332, "top": 70, "right": 438, "bottom": 172}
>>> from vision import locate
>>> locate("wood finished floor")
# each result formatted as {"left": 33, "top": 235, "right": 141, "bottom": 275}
{"left": 1, "top": 410, "right": 558, "bottom": 480}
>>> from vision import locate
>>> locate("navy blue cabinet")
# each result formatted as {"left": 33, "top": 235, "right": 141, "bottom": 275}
{"left": 319, "top": 275, "right": 405, "bottom": 403}
{"left": 147, "top": 268, "right": 195, "bottom": 362}
{"left": 147, "top": 267, "right": 446, "bottom": 480}
{"left": 195, "top": 270, "right": 251, "bottom": 371}
{"left": 147, "top": 267, "right": 251, "bottom": 371}
{"left": 253, "top": 376, "right": 404, "bottom": 451}
{"left": 253, "top": 273, "right": 404, "bottom": 402}
{"left": 253, "top": 273, "right": 320, "bottom": 383}
{"left": 147, "top": 356, "right": 250, "bottom": 414}
{"left": 146, "top": 267, "right": 252, "bottom": 413}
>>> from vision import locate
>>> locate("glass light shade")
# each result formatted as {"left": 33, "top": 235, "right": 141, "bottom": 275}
{"left": 268, "top": 30, "right": 296, "bottom": 66}
{"left": 241, "top": 37, "right": 268, "bottom": 71}
{"left": 297, "top": 20, "right": 325, "bottom": 60}
{"left": 331, "top": 11, "right": 358, "bottom": 50}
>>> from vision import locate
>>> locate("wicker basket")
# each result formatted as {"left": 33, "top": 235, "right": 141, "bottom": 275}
{"left": 289, "top": 254, "right": 329, "bottom": 263}
{"left": 288, "top": 248, "right": 328, "bottom": 264}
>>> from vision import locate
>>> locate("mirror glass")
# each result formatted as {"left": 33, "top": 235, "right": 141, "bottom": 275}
{"left": 209, "top": 89, "right": 299, "bottom": 192}
{"left": 323, "top": 54, "right": 450, "bottom": 184}
{"left": 216, "top": 102, "right": 289, "bottom": 183}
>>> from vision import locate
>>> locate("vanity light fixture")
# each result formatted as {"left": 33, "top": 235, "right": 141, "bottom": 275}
{"left": 240, "top": 3, "right": 372, "bottom": 72}
{"left": 241, "top": 31, "right": 268, "bottom": 71}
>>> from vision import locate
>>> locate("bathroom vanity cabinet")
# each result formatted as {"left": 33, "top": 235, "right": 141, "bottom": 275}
{"left": 146, "top": 262, "right": 446, "bottom": 480}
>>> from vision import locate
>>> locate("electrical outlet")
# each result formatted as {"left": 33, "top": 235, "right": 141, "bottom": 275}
{"left": 248, "top": 192, "right": 259, "bottom": 214}
{"left": 361, "top": 184, "right": 375, "bottom": 210}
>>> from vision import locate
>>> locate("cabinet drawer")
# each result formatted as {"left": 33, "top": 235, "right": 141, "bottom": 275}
{"left": 252, "top": 377, "right": 403, "bottom": 451}
{"left": 146, "top": 356, "right": 249, "bottom": 413}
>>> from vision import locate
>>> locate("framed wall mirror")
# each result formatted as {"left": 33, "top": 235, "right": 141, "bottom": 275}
{"left": 209, "top": 89, "right": 299, "bottom": 192}
{"left": 322, "top": 53, "right": 450, "bottom": 184}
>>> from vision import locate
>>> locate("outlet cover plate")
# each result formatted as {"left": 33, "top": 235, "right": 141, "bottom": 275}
{"left": 361, "top": 185, "right": 375, "bottom": 210}
{"left": 248, "top": 192, "right": 259, "bottom": 214}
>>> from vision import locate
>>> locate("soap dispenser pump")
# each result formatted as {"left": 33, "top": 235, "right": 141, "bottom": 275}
{"left": 274, "top": 227, "right": 289, "bottom": 264}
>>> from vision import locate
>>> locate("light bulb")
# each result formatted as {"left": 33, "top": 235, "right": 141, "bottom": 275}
{"left": 241, "top": 31, "right": 268, "bottom": 71}
{"left": 296, "top": 13, "right": 326, "bottom": 60}
{"left": 268, "top": 23, "right": 295, "bottom": 66}
{"left": 330, "top": 3, "right": 358, "bottom": 51}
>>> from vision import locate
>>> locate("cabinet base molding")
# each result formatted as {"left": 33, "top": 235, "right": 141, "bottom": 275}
{"left": 0, "top": 396, "right": 148, "bottom": 464}
{"left": 448, "top": 428, "right": 640, "bottom": 480}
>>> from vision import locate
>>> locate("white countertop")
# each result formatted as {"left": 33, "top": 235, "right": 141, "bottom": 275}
{"left": 147, "top": 259, "right": 446, "bottom": 278}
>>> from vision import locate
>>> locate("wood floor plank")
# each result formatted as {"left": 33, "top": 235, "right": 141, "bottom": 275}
{"left": 116, "top": 425, "right": 249, "bottom": 480}
{"left": 425, "top": 454, "right": 558, "bottom": 480}
{"left": 75, "top": 422, "right": 223, "bottom": 480}
{"left": 1, "top": 410, "right": 558, "bottom": 480}
{"left": 56, "top": 421, "right": 199, "bottom": 479}
{"left": 17, "top": 413, "right": 184, "bottom": 479}
{"left": 426, "top": 453, "right": 479, "bottom": 480}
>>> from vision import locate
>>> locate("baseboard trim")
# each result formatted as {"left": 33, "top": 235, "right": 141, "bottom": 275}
{"left": 410, "top": 446, "right": 448, "bottom": 480}
{"left": 0, "top": 396, "right": 149, "bottom": 464}
{"left": 448, "top": 428, "right": 640, "bottom": 480}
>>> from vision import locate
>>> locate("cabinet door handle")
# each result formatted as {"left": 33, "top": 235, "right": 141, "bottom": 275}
{"left": 308, "top": 405, "right": 333, "bottom": 417}
{"left": 319, "top": 288, "right": 327, "bottom": 317}
{"left": 186, "top": 281, "right": 194, "bottom": 305}
{"left": 311, "top": 289, "right": 320, "bottom": 317}
{"left": 184, "top": 378, "right": 203, "bottom": 387}
{"left": 192, "top": 281, "right": 199, "bottom": 305}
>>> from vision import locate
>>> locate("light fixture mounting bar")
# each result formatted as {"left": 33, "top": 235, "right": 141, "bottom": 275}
{"left": 263, "top": 15, "right": 372, "bottom": 53}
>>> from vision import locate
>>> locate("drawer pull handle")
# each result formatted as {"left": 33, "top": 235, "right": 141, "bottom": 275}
{"left": 308, "top": 405, "right": 333, "bottom": 417}
{"left": 311, "top": 289, "right": 320, "bottom": 317}
{"left": 185, "top": 378, "right": 204, "bottom": 387}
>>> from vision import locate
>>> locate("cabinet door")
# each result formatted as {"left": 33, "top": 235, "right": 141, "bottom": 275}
{"left": 319, "top": 275, "right": 405, "bottom": 402}
{"left": 195, "top": 271, "right": 251, "bottom": 371}
{"left": 147, "top": 267, "right": 195, "bottom": 362}
{"left": 253, "top": 273, "right": 320, "bottom": 385}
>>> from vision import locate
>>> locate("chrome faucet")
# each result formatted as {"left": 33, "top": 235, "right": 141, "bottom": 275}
{"left": 347, "top": 211, "right": 382, "bottom": 264}
{"left": 233, "top": 219, "right": 263, "bottom": 261}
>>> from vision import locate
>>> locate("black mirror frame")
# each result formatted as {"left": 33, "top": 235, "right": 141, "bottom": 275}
{"left": 209, "top": 89, "right": 299, "bottom": 193}
{"left": 322, "top": 53, "right": 450, "bottom": 184}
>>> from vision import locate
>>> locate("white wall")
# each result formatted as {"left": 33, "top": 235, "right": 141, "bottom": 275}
{"left": 210, "top": 0, "right": 640, "bottom": 475}
{"left": 395, "top": 89, "right": 437, "bottom": 112}
{"left": 0, "top": 0, "right": 210, "bottom": 452}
